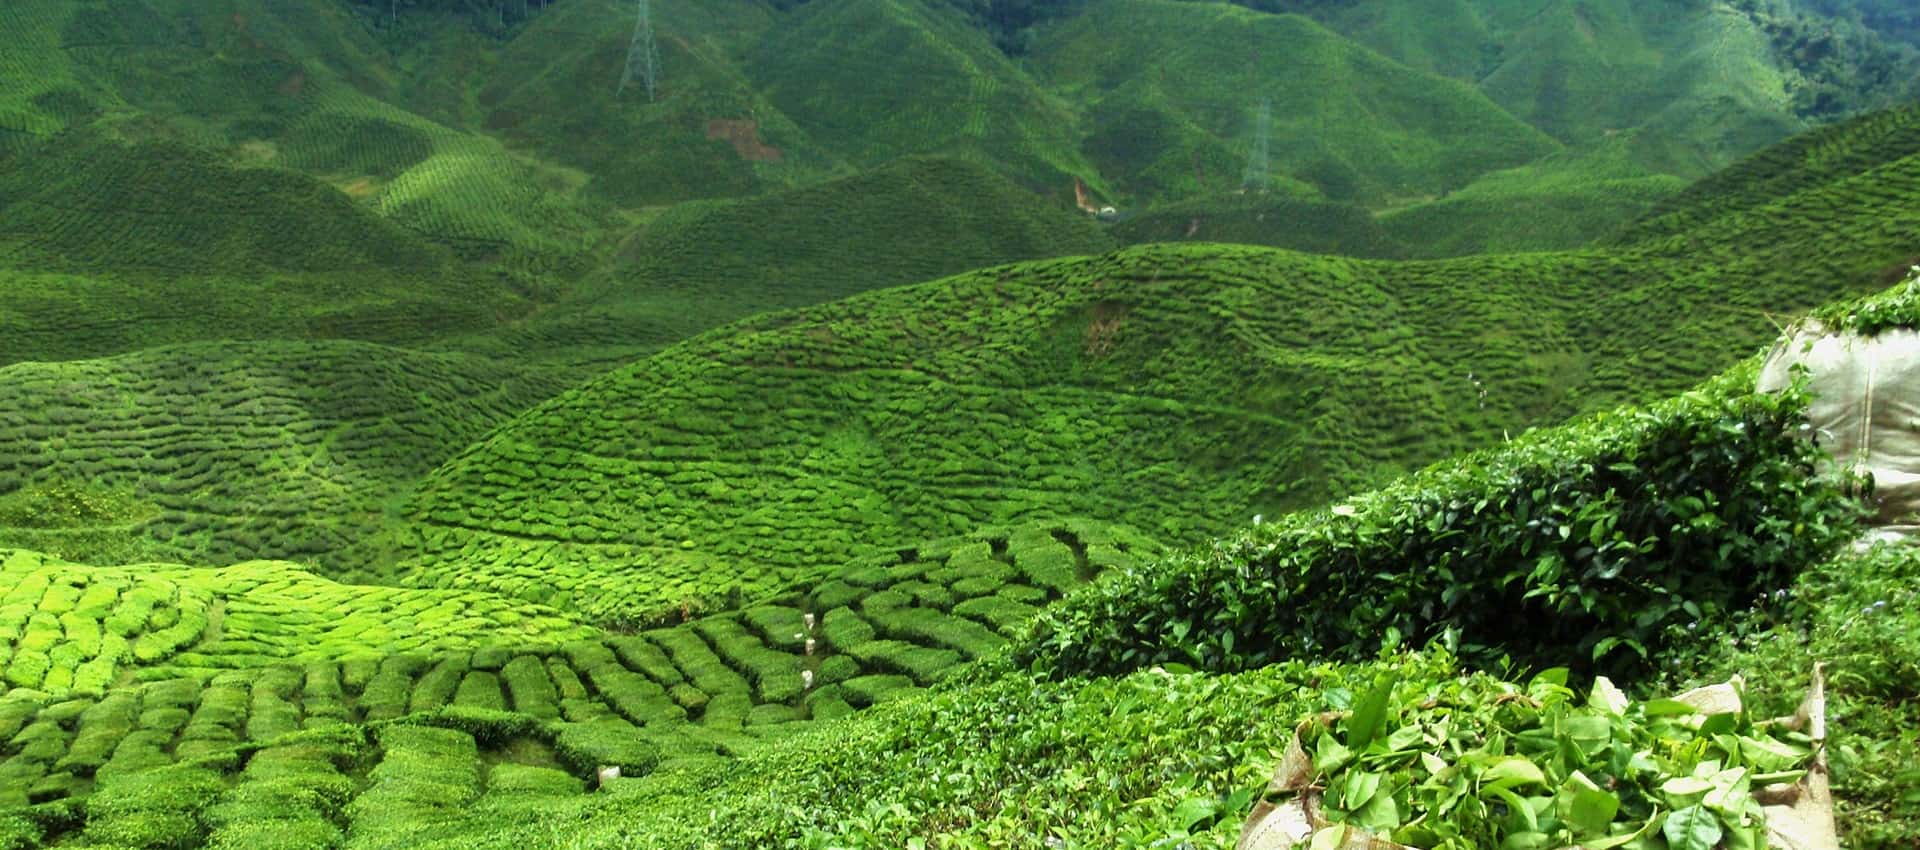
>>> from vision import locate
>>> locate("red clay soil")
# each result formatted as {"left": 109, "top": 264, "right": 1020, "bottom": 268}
{"left": 706, "top": 119, "right": 783, "bottom": 163}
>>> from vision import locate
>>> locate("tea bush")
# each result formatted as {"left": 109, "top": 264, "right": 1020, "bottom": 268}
{"left": 1021, "top": 367, "right": 1862, "bottom": 677}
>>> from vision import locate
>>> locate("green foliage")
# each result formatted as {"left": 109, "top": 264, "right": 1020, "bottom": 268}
{"left": 405, "top": 99, "right": 1920, "bottom": 624}
{"left": 1029, "top": 0, "right": 1558, "bottom": 206}
{"left": 1111, "top": 193, "right": 1410, "bottom": 258}
{"left": 0, "top": 549, "right": 596, "bottom": 693}
{"left": 0, "top": 340, "right": 569, "bottom": 573}
{"left": 1288, "top": 670, "right": 1814, "bottom": 849}
{"left": 1669, "top": 541, "right": 1920, "bottom": 848}
{"left": 1020, "top": 369, "right": 1863, "bottom": 677}
{"left": 508, "top": 157, "right": 1112, "bottom": 364}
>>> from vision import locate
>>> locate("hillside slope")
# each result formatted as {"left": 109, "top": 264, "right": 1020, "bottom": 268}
{"left": 1029, "top": 0, "right": 1560, "bottom": 205}
{"left": 0, "top": 341, "right": 568, "bottom": 576}
{"left": 395, "top": 101, "right": 1920, "bottom": 623}
{"left": 472, "top": 156, "right": 1116, "bottom": 367}
{"left": 0, "top": 133, "right": 530, "bottom": 366}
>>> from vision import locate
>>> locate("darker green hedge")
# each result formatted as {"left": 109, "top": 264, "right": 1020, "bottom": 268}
{"left": 1018, "top": 367, "right": 1862, "bottom": 677}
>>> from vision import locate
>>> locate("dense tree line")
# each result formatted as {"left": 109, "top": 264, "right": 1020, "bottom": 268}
{"left": 1803, "top": 0, "right": 1920, "bottom": 46}
{"left": 343, "top": 0, "right": 553, "bottom": 38}
{"left": 1727, "top": 0, "right": 1920, "bottom": 120}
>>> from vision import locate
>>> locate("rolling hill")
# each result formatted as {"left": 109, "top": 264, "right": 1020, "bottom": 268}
{"left": 5, "top": 5, "right": 1920, "bottom": 848}
{"left": 465, "top": 156, "right": 1117, "bottom": 368}
{"left": 1028, "top": 0, "right": 1560, "bottom": 206}
{"left": 0, "top": 340, "right": 568, "bottom": 576}
{"left": 394, "top": 101, "right": 1920, "bottom": 625}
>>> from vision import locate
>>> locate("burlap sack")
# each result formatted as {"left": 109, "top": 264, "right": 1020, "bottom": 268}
{"left": 1758, "top": 322, "right": 1920, "bottom": 534}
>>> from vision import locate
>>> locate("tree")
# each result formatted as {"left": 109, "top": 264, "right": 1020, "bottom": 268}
{"left": 617, "top": 0, "right": 660, "bottom": 101}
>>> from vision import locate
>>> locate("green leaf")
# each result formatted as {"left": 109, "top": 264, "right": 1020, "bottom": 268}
{"left": 1309, "top": 825, "right": 1348, "bottom": 850}
{"left": 1314, "top": 738, "right": 1355, "bottom": 776}
{"left": 1482, "top": 756, "right": 1547, "bottom": 789}
{"left": 1486, "top": 785, "right": 1541, "bottom": 833}
{"left": 1353, "top": 784, "right": 1402, "bottom": 832}
{"left": 1662, "top": 776, "right": 1714, "bottom": 801}
{"left": 1500, "top": 832, "right": 1554, "bottom": 850}
{"left": 1565, "top": 788, "right": 1621, "bottom": 836}
{"left": 1171, "top": 796, "right": 1216, "bottom": 831}
{"left": 1589, "top": 677, "right": 1629, "bottom": 716}
{"left": 1563, "top": 714, "right": 1612, "bottom": 758}
{"left": 1643, "top": 698, "right": 1701, "bottom": 717}
{"left": 1347, "top": 674, "right": 1395, "bottom": 751}
{"left": 1662, "top": 805, "right": 1724, "bottom": 850}
{"left": 1738, "top": 734, "right": 1811, "bottom": 772}
{"left": 1341, "top": 770, "right": 1383, "bottom": 811}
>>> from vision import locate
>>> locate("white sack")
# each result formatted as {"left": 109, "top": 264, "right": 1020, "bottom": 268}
{"left": 1758, "top": 322, "right": 1920, "bottom": 532}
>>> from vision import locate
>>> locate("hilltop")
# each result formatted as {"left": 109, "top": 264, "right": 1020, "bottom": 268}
{"left": 2, "top": 0, "right": 1906, "bottom": 370}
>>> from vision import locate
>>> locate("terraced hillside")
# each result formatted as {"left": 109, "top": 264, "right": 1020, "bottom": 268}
{"left": 0, "top": 549, "right": 596, "bottom": 697}
{"left": 39, "top": 346, "right": 1908, "bottom": 849}
{"left": 1377, "top": 139, "right": 1692, "bottom": 257}
{"left": 399, "top": 101, "right": 1920, "bottom": 624}
{"left": 1029, "top": 0, "right": 1559, "bottom": 206}
{"left": 0, "top": 521, "right": 1148, "bottom": 826}
{"left": 0, "top": 0, "right": 604, "bottom": 258}
{"left": 470, "top": 157, "right": 1116, "bottom": 367}
{"left": 0, "top": 341, "right": 567, "bottom": 574}
{"left": 1, "top": 0, "right": 1909, "bottom": 375}
{"left": 0, "top": 134, "right": 529, "bottom": 366}
{"left": 1275, "top": 0, "right": 1916, "bottom": 161}
{"left": 1108, "top": 193, "right": 1409, "bottom": 258}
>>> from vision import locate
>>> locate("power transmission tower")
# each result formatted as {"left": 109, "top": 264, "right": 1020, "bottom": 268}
{"left": 1241, "top": 97, "right": 1271, "bottom": 192}
{"left": 617, "top": 0, "right": 660, "bottom": 101}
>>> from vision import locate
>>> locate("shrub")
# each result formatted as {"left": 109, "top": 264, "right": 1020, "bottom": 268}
{"left": 82, "top": 764, "right": 225, "bottom": 849}
{"left": 839, "top": 675, "right": 918, "bottom": 708}
{"left": 820, "top": 608, "right": 875, "bottom": 652}
{"left": 953, "top": 595, "right": 1040, "bottom": 635}
{"left": 553, "top": 717, "right": 659, "bottom": 774}
{"left": 607, "top": 637, "right": 683, "bottom": 687}
{"left": 500, "top": 656, "right": 561, "bottom": 720}
{"left": 1021, "top": 369, "right": 1862, "bottom": 677}
{"left": 407, "top": 655, "right": 468, "bottom": 715}
{"left": 454, "top": 671, "right": 508, "bottom": 712}
{"left": 486, "top": 764, "right": 581, "bottom": 797}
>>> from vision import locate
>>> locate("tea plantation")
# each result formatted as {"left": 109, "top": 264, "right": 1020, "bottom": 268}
{"left": 0, "top": 340, "right": 569, "bottom": 576}
{"left": 0, "top": 521, "right": 1152, "bottom": 832}
{"left": 399, "top": 100, "right": 1920, "bottom": 624}
{"left": 4, "top": 0, "right": 1920, "bottom": 846}
{"left": 0, "top": 549, "right": 596, "bottom": 692}
{"left": 5, "top": 356, "right": 1907, "bottom": 846}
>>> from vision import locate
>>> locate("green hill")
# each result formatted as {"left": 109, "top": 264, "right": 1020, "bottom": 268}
{"left": 0, "top": 133, "right": 532, "bottom": 365}
{"left": 1378, "top": 137, "right": 1692, "bottom": 256}
{"left": 1108, "top": 193, "right": 1410, "bottom": 258}
{"left": 10, "top": 359, "right": 1907, "bottom": 846}
{"left": 746, "top": 0, "right": 1095, "bottom": 195}
{"left": 397, "top": 101, "right": 1920, "bottom": 625}
{"left": 9, "top": 8, "right": 1920, "bottom": 849}
{"left": 466, "top": 0, "right": 832, "bottom": 207}
{"left": 0, "top": 341, "right": 567, "bottom": 576}
{"left": 476, "top": 156, "right": 1114, "bottom": 367}
{"left": 1273, "top": 0, "right": 1916, "bottom": 169}
{"left": 1615, "top": 102, "right": 1920, "bottom": 247}
{"left": 1028, "top": 0, "right": 1560, "bottom": 206}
